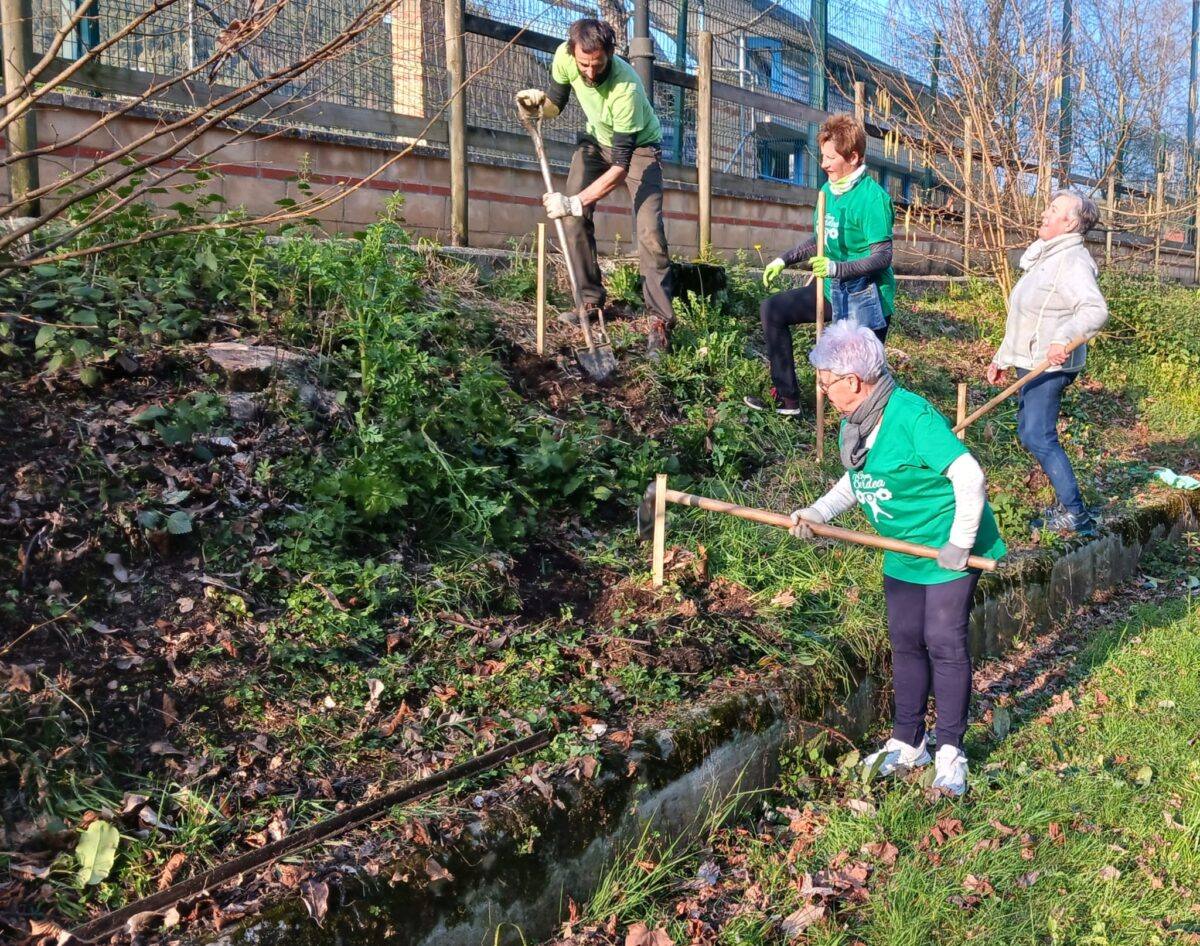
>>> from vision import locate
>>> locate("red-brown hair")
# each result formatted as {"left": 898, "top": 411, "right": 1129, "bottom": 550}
{"left": 818, "top": 114, "right": 866, "bottom": 164}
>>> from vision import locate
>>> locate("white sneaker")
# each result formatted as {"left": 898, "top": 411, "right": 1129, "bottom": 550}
{"left": 932, "top": 744, "right": 968, "bottom": 796}
{"left": 862, "top": 737, "right": 931, "bottom": 776}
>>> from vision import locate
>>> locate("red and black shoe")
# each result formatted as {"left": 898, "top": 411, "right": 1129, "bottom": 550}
{"left": 743, "top": 387, "right": 802, "bottom": 416}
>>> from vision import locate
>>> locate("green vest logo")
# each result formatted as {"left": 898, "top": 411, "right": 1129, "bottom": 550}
{"left": 851, "top": 471, "right": 893, "bottom": 520}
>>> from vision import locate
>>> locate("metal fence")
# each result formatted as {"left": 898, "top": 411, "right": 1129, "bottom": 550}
{"left": 23, "top": 0, "right": 1200, "bottom": 261}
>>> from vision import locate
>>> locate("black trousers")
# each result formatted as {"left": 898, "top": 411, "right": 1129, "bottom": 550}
{"left": 759, "top": 282, "right": 889, "bottom": 401}
{"left": 884, "top": 572, "right": 979, "bottom": 751}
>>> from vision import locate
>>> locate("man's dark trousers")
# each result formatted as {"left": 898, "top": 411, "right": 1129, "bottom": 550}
{"left": 562, "top": 135, "right": 674, "bottom": 325}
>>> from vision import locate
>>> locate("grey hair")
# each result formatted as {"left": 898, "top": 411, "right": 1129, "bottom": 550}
{"left": 1052, "top": 189, "right": 1100, "bottom": 234}
{"left": 808, "top": 319, "right": 887, "bottom": 382}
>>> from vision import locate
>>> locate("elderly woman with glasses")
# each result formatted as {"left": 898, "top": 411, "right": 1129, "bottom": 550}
{"left": 987, "top": 190, "right": 1109, "bottom": 536}
{"left": 791, "top": 321, "right": 1007, "bottom": 795}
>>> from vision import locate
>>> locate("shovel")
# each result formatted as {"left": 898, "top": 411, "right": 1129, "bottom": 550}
{"left": 518, "top": 110, "right": 617, "bottom": 382}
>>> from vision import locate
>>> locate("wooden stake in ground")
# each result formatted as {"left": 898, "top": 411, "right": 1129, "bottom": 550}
{"left": 536, "top": 222, "right": 546, "bottom": 355}
{"left": 637, "top": 480, "right": 999, "bottom": 572}
{"left": 956, "top": 381, "right": 968, "bottom": 440}
{"left": 651, "top": 473, "right": 668, "bottom": 587}
{"left": 953, "top": 337, "right": 1087, "bottom": 434}
{"left": 814, "top": 189, "right": 827, "bottom": 463}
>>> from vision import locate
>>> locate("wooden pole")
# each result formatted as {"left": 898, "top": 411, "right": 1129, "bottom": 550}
{"left": 1, "top": 0, "right": 40, "bottom": 217}
{"left": 1105, "top": 173, "right": 1116, "bottom": 267}
{"left": 1193, "top": 180, "right": 1200, "bottom": 285}
{"left": 953, "top": 336, "right": 1087, "bottom": 433}
{"left": 651, "top": 473, "right": 668, "bottom": 587}
{"left": 962, "top": 116, "right": 973, "bottom": 274}
{"left": 814, "top": 189, "right": 827, "bottom": 463}
{"left": 1154, "top": 170, "right": 1165, "bottom": 278}
{"left": 661, "top": 486, "right": 999, "bottom": 571}
{"left": 697, "top": 30, "right": 713, "bottom": 257}
{"left": 853, "top": 80, "right": 865, "bottom": 122}
{"left": 956, "top": 382, "right": 967, "bottom": 440}
{"left": 444, "top": 0, "right": 468, "bottom": 246}
{"left": 535, "top": 222, "right": 546, "bottom": 355}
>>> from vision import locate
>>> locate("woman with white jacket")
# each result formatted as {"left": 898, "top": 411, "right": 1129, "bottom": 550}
{"left": 987, "top": 191, "right": 1109, "bottom": 536}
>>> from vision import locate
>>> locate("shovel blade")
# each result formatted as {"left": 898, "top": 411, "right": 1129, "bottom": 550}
{"left": 635, "top": 480, "right": 657, "bottom": 542}
{"left": 575, "top": 342, "right": 617, "bottom": 382}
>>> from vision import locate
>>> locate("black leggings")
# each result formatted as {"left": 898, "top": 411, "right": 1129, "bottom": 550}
{"left": 759, "top": 282, "right": 890, "bottom": 402}
{"left": 883, "top": 572, "right": 979, "bottom": 750}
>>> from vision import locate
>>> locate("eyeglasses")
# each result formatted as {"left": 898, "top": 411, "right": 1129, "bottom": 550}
{"left": 817, "top": 373, "right": 853, "bottom": 395}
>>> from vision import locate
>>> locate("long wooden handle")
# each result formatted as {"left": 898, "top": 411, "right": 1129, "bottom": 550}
{"left": 665, "top": 488, "right": 998, "bottom": 572}
{"left": 953, "top": 336, "right": 1088, "bottom": 433}
{"left": 814, "top": 190, "right": 827, "bottom": 462}
{"left": 519, "top": 111, "right": 596, "bottom": 350}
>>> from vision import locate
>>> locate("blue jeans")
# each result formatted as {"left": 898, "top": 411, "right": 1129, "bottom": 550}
{"left": 830, "top": 275, "right": 889, "bottom": 333}
{"left": 1016, "top": 368, "right": 1086, "bottom": 518}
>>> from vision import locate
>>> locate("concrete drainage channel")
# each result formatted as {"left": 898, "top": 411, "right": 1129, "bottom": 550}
{"left": 211, "top": 494, "right": 1198, "bottom": 946}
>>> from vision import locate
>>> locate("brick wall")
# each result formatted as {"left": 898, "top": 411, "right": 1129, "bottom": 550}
{"left": 2, "top": 97, "right": 1196, "bottom": 284}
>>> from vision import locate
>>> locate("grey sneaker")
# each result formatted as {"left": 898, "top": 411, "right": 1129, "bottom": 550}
{"left": 1041, "top": 508, "right": 1099, "bottom": 537}
{"left": 744, "top": 388, "right": 803, "bottom": 416}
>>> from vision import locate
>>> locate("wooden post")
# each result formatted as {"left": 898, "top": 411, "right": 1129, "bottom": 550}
{"left": 1105, "top": 174, "right": 1116, "bottom": 267}
{"left": 535, "top": 222, "right": 546, "bottom": 355}
{"left": 814, "top": 189, "right": 827, "bottom": 464}
{"left": 853, "top": 80, "right": 865, "bottom": 122}
{"left": 1193, "top": 180, "right": 1200, "bottom": 285}
{"left": 697, "top": 30, "right": 713, "bottom": 257}
{"left": 1154, "top": 171, "right": 1165, "bottom": 278}
{"left": 444, "top": 0, "right": 468, "bottom": 246}
{"left": 1, "top": 0, "right": 40, "bottom": 217}
{"left": 651, "top": 473, "right": 667, "bottom": 587}
{"left": 956, "top": 382, "right": 967, "bottom": 440}
{"left": 962, "top": 116, "right": 973, "bottom": 274}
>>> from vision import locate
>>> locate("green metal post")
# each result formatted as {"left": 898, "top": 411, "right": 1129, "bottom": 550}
{"left": 1059, "top": 0, "right": 1073, "bottom": 185}
{"left": 673, "top": 0, "right": 688, "bottom": 163}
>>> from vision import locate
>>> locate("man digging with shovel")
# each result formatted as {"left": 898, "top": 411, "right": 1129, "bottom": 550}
{"left": 516, "top": 18, "right": 675, "bottom": 358}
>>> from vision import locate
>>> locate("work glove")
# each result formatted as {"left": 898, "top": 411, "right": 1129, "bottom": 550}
{"left": 936, "top": 541, "right": 971, "bottom": 571}
{"left": 543, "top": 191, "right": 583, "bottom": 219}
{"left": 789, "top": 506, "right": 826, "bottom": 540}
{"left": 808, "top": 255, "right": 837, "bottom": 279}
{"left": 516, "top": 88, "right": 560, "bottom": 120}
{"left": 762, "top": 257, "right": 786, "bottom": 288}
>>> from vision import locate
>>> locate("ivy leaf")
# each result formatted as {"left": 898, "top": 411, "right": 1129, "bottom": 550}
{"left": 76, "top": 820, "right": 120, "bottom": 886}
{"left": 130, "top": 405, "right": 170, "bottom": 425}
{"left": 166, "top": 511, "right": 193, "bottom": 535}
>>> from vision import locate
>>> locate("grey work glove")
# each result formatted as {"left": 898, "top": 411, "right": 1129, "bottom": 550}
{"left": 543, "top": 191, "right": 583, "bottom": 219}
{"left": 789, "top": 506, "right": 826, "bottom": 540}
{"left": 936, "top": 541, "right": 971, "bottom": 571}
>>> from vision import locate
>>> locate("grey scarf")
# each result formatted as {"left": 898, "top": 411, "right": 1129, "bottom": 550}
{"left": 840, "top": 372, "right": 896, "bottom": 471}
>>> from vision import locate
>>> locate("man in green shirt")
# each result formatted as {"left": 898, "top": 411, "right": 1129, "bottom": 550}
{"left": 516, "top": 18, "right": 674, "bottom": 356}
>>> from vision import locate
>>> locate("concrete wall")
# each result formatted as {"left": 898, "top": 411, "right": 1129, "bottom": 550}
{"left": 4, "top": 96, "right": 1198, "bottom": 283}
{"left": 213, "top": 494, "right": 1199, "bottom": 946}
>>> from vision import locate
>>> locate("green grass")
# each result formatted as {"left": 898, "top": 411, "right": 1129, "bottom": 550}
{"left": 556, "top": 596, "right": 1200, "bottom": 946}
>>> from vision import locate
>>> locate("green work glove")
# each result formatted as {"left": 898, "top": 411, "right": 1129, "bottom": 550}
{"left": 762, "top": 257, "right": 786, "bottom": 288}
{"left": 808, "top": 255, "right": 837, "bottom": 279}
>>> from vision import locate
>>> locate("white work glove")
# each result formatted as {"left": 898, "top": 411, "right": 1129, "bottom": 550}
{"left": 543, "top": 191, "right": 583, "bottom": 219}
{"left": 516, "top": 88, "right": 560, "bottom": 119}
{"left": 789, "top": 506, "right": 826, "bottom": 540}
{"left": 936, "top": 541, "right": 971, "bottom": 571}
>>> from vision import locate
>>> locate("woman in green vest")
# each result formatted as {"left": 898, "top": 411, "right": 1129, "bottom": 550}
{"left": 746, "top": 114, "right": 896, "bottom": 416}
{"left": 790, "top": 321, "right": 1007, "bottom": 795}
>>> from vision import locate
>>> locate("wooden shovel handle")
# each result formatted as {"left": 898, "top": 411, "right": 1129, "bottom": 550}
{"left": 953, "top": 336, "right": 1088, "bottom": 433}
{"left": 665, "top": 488, "right": 998, "bottom": 572}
